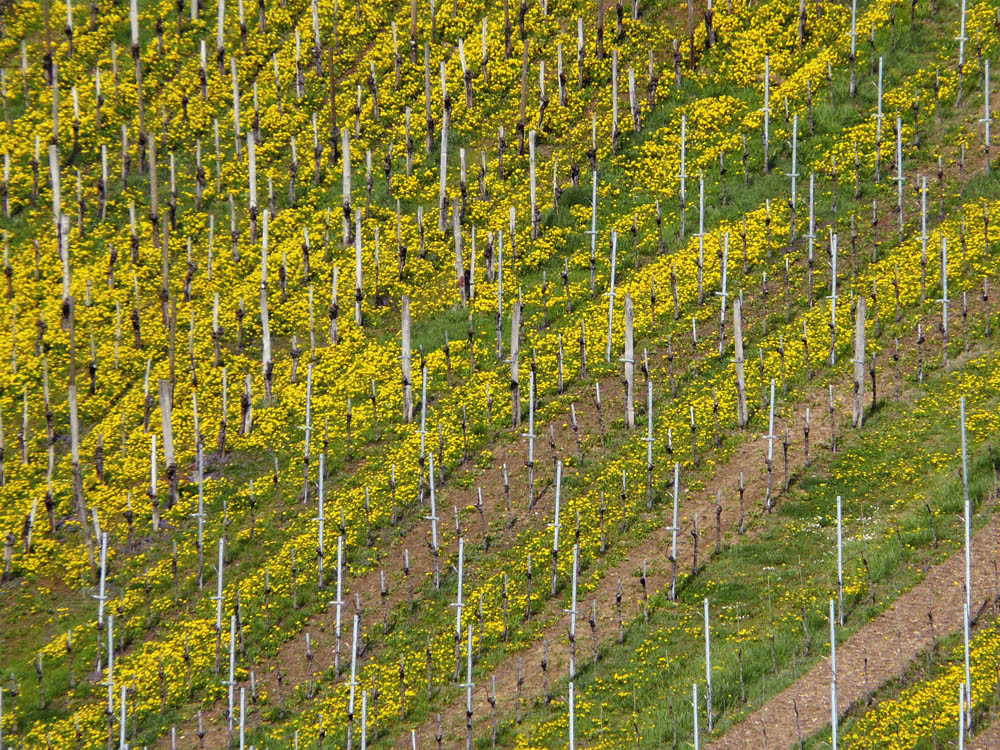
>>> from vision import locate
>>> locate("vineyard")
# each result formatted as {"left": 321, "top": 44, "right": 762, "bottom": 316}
{"left": 0, "top": 0, "right": 999, "bottom": 747}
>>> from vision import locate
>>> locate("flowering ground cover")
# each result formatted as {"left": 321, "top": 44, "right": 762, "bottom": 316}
{"left": 0, "top": 0, "right": 999, "bottom": 747}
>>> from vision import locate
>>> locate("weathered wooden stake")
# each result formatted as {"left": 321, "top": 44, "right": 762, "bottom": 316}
{"left": 734, "top": 296, "right": 748, "bottom": 428}
{"left": 849, "top": 0, "right": 858, "bottom": 97}
{"left": 623, "top": 295, "right": 635, "bottom": 429}
{"left": 158, "top": 379, "right": 178, "bottom": 508}
{"left": 330, "top": 267, "right": 340, "bottom": 345}
{"left": 763, "top": 56, "right": 771, "bottom": 173}
{"left": 510, "top": 294, "right": 521, "bottom": 427}
{"left": 355, "top": 211, "right": 364, "bottom": 326}
{"left": 957, "top": 0, "right": 968, "bottom": 107}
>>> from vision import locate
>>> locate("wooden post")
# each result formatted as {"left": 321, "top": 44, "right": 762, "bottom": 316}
{"left": 849, "top": 0, "right": 857, "bottom": 97}
{"left": 401, "top": 297, "right": 413, "bottom": 422}
{"left": 763, "top": 55, "right": 771, "bottom": 174}
{"left": 408, "top": 0, "right": 418, "bottom": 62}
{"left": 518, "top": 46, "right": 527, "bottom": 154}
{"left": 423, "top": 44, "right": 435, "bottom": 153}
{"left": 529, "top": 131, "right": 538, "bottom": 239}
{"left": 453, "top": 211, "right": 466, "bottom": 306}
{"left": 439, "top": 63, "right": 450, "bottom": 233}
{"left": 229, "top": 57, "right": 242, "bottom": 161}
{"left": 510, "top": 296, "right": 520, "bottom": 428}
{"left": 240, "top": 373, "right": 252, "bottom": 435}
{"left": 852, "top": 296, "right": 866, "bottom": 428}
{"left": 524, "top": 371, "right": 536, "bottom": 509}
{"left": 68, "top": 385, "right": 95, "bottom": 578}
{"left": 957, "top": 0, "right": 967, "bottom": 107}
{"left": 209, "top": 293, "right": 224, "bottom": 368}
{"left": 354, "top": 211, "right": 364, "bottom": 326}
{"left": 247, "top": 132, "right": 259, "bottom": 242}
{"left": 258, "top": 212, "right": 274, "bottom": 401}
{"left": 733, "top": 296, "right": 748, "bottom": 428}
{"left": 50, "top": 146, "right": 71, "bottom": 330}
{"left": 330, "top": 267, "right": 340, "bottom": 344}
{"left": 158, "top": 379, "right": 178, "bottom": 510}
